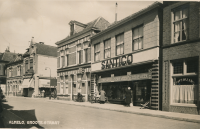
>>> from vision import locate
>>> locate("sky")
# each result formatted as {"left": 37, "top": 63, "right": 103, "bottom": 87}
{"left": 0, "top": 0, "right": 158, "bottom": 54}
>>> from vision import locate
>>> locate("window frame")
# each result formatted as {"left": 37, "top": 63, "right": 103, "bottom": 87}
{"left": 116, "top": 33, "right": 124, "bottom": 56}
{"left": 94, "top": 43, "right": 100, "bottom": 61}
{"left": 104, "top": 39, "right": 111, "bottom": 59}
{"left": 132, "top": 25, "right": 143, "bottom": 51}
{"left": 172, "top": 5, "right": 189, "bottom": 44}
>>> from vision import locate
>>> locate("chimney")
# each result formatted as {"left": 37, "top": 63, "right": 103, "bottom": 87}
{"left": 30, "top": 37, "right": 35, "bottom": 46}
{"left": 39, "top": 42, "right": 44, "bottom": 44}
{"left": 115, "top": 2, "right": 118, "bottom": 22}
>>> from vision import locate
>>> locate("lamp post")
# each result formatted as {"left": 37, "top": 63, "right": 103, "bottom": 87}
{"left": 45, "top": 67, "right": 51, "bottom": 99}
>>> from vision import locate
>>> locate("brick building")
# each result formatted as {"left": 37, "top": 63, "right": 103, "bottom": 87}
{"left": 90, "top": 2, "right": 163, "bottom": 110}
{"left": 55, "top": 17, "right": 110, "bottom": 101}
{"left": 7, "top": 37, "right": 57, "bottom": 97}
{"left": 162, "top": 1, "right": 200, "bottom": 114}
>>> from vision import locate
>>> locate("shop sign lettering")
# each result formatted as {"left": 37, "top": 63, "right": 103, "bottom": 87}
{"left": 98, "top": 73, "right": 151, "bottom": 83}
{"left": 175, "top": 78, "right": 195, "bottom": 85}
{"left": 101, "top": 54, "right": 133, "bottom": 69}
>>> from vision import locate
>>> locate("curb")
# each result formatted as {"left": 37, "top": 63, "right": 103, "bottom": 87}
{"left": 47, "top": 100, "right": 200, "bottom": 124}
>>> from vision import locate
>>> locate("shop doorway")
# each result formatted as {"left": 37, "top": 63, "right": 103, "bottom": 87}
{"left": 132, "top": 80, "right": 151, "bottom": 106}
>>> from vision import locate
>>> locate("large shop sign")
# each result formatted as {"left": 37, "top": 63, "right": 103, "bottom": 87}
{"left": 101, "top": 54, "right": 133, "bottom": 69}
{"left": 98, "top": 72, "right": 152, "bottom": 83}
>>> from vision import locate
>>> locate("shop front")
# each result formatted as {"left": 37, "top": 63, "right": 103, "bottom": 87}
{"left": 93, "top": 63, "right": 153, "bottom": 107}
{"left": 21, "top": 78, "right": 34, "bottom": 97}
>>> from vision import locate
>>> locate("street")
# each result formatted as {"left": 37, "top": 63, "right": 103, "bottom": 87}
{"left": 1, "top": 97, "right": 200, "bottom": 129}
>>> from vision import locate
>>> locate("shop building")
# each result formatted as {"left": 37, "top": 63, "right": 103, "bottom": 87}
{"left": 90, "top": 2, "right": 163, "bottom": 110}
{"left": 0, "top": 48, "right": 17, "bottom": 94}
{"left": 55, "top": 17, "right": 110, "bottom": 101}
{"left": 6, "top": 54, "right": 24, "bottom": 96}
{"left": 162, "top": 1, "right": 200, "bottom": 114}
{"left": 17, "top": 37, "right": 57, "bottom": 97}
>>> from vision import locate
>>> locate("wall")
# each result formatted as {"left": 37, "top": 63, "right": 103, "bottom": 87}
{"left": 37, "top": 55, "right": 57, "bottom": 78}
{"left": 91, "top": 8, "right": 160, "bottom": 63}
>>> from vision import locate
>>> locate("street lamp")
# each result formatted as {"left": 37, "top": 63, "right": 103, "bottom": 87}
{"left": 45, "top": 67, "right": 51, "bottom": 99}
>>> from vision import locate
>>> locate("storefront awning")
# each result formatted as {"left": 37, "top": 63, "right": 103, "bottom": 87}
{"left": 39, "top": 79, "right": 55, "bottom": 88}
{"left": 21, "top": 79, "right": 34, "bottom": 88}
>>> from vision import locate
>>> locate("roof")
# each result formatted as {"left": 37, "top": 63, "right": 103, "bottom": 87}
{"left": 35, "top": 43, "right": 57, "bottom": 57}
{"left": 8, "top": 54, "right": 23, "bottom": 65}
{"left": 55, "top": 17, "right": 110, "bottom": 45}
{"left": 0, "top": 51, "right": 17, "bottom": 62}
{"left": 91, "top": 2, "right": 162, "bottom": 40}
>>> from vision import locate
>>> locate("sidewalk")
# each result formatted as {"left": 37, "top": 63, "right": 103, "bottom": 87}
{"left": 4, "top": 96, "right": 200, "bottom": 124}
{"left": 47, "top": 99, "right": 200, "bottom": 124}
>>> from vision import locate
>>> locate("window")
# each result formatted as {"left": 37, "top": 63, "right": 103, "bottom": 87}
{"left": 133, "top": 26, "right": 143, "bottom": 51}
{"left": 0, "top": 65, "right": 1, "bottom": 70}
{"left": 116, "top": 34, "right": 124, "bottom": 55}
{"left": 67, "top": 43, "right": 76, "bottom": 66}
{"left": 25, "top": 60, "right": 28, "bottom": 72}
{"left": 94, "top": 43, "right": 100, "bottom": 61}
{"left": 30, "top": 59, "right": 33, "bottom": 69}
{"left": 77, "top": 44, "right": 83, "bottom": 64}
{"left": 57, "top": 57, "right": 60, "bottom": 68}
{"left": 173, "top": 6, "right": 188, "bottom": 43}
{"left": 104, "top": 39, "right": 111, "bottom": 59}
{"left": 61, "top": 56, "right": 65, "bottom": 67}
{"left": 171, "top": 59, "right": 197, "bottom": 105}
{"left": 85, "top": 48, "right": 91, "bottom": 63}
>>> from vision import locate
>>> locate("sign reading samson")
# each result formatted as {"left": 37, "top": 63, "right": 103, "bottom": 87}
{"left": 101, "top": 54, "right": 133, "bottom": 69}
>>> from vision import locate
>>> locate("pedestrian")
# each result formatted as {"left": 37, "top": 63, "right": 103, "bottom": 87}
{"left": 99, "top": 89, "right": 106, "bottom": 104}
{"left": 125, "top": 87, "right": 131, "bottom": 107}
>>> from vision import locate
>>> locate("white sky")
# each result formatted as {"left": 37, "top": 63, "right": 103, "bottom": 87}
{"left": 0, "top": 0, "right": 159, "bottom": 54}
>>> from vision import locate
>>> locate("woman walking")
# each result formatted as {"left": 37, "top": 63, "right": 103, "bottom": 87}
{"left": 125, "top": 87, "right": 132, "bottom": 107}
{"left": 100, "top": 89, "right": 106, "bottom": 104}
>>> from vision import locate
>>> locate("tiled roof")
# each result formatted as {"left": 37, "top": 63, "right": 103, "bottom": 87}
{"left": 35, "top": 43, "right": 57, "bottom": 57}
{"left": 8, "top": 54, "right": 23, "bottom": 64}
{"left": 0, "top": 51, "right": 17, "bottom": 62}
{"left": 55, "top": 17, "right": 110, "bottom": 45}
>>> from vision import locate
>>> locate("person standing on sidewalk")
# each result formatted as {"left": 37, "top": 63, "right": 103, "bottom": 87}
{"left": 125, "top": 87, "right": 131, "bottom": 107}
{"left": 100, "top": 89, "right": 106, "bottom": 104}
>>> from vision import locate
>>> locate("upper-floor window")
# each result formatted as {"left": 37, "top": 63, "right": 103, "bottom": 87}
{"left": 25, "top": 60, "right": 28, "bottom": 72}
{"left": 104, "top": 39, "right": 111, "bottom": 59}
{"left": 77, "top": 44, "right": 83, "bottom": 64}
{"left": 85, "top": 48, "right": 91, "bottom": 63}
{"left": 133, "top": 26, "right": 143, "bottom": 51}
{"left": 173, "top": 6, "right": 188, "bottom": 43}
{"left": 116, "top": 34, "right": 124, "bottom": 55}
{"left": 30, "top": 59, "right": 33, "bottom": 69}
{"left": 67, "top": 43, "right": 76, "bottom": 66}
{"left": 94, "top": 43, "right": 100, "bottom": 61}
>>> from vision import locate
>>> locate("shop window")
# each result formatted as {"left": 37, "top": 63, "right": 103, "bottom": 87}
{"left": 133, "top": 26, "right": 143, "bottom": 51}
{"left": 171, "top": 59, "right": 197, "bottom": 105}
{"left": 116, "top": 34, "right": 124, "bottom": 55}
{"left": 172, "top": 5, "right": 188, "bottom": 43}
{"left": 104, "top": 39, "right": 111, "bottom": 59}
{"left": 94, "top": 43, "right": 100, "bottom": 61}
